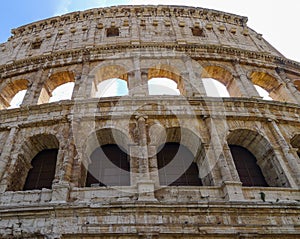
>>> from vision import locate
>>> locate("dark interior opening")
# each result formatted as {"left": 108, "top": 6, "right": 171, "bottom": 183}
{"left": 229, "top": 145, "right": 268, "bottom": 187}
{"left": 157, "top": 142, "right": 202, "bottom": 186}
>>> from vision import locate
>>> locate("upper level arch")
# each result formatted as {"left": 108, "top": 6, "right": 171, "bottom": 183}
{"left": 201, "top": 65, "right": 241, "bottom": 97}
{"left": 0, "top": 78, "right": 29, "bottom": 109}
{"left": 89, "top": 62, "right": 131, "bottom": 98}
{"left": 38, "top": 71, "right": 75, "bottom": 104}
{"left": 201, "top": 64, "right": 235, "bottom": 86}
{"left": 249, "top": 71, "right": 295, "bottom": 102}
{"left": 147, "top": 64, "right": 183, "bottom": 95}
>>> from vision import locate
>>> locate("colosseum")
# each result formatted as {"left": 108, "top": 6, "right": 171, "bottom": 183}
{"left": 0, "top": 4, "right": 299, "bottom": 239}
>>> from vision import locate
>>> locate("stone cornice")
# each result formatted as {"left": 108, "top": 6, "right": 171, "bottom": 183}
{"left": 1, "top": 44, "right": 300, "bottom": 78}
{"left": 10, "top": 5, "right": 248, "bottom": 39}
{"left": 0, "top": 98, "right": 299, "bottom": 129}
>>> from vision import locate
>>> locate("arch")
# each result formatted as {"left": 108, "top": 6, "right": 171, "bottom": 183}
{"left": 157, "top": 142, "right": 202, "bottom": 186}
{"left": 8, "top": 134, "right": 59, "bottom": 191}
{"left": 95, "top": 65, "right": 128, "bottom": 84}
{"left": 23, "top": 149, "right": 58, "bottom": 190}
{"left": 250, "top": 71, "right": 293, "bottom": 102}
{"left": 83, "top": 127, "right": 132, "bottom": 187}
{"left": 148, "top": 65, "right": 181, "bottom": 84}
{"left": 148, "top": 78, "right": 180, "bottom": 95}
{"left": 254, "top": 84, "right": 273, "bottom": 100}
{"left": 229, "top": 145, "right": 268, "bottom": 187}
{"left": 201, "top": 65, "right": 241, "bottom": 97}
{"left": 38, "top": 71, "right": 75, "bottom": 104}
{"left": 250, "top": 72, "right": 280, "bottom": 93}
{"left": 91, "top": 64, "right": 129, "bottom": 98}
{"left": 151, "top": 126, "right": 203, "bottom": 157}
{"left": 151, "top": 126, "right": 213, "bottom": 186}
{"left": 227, "top": 129, "right": 289, "bottom": 187}
{"left": 95, "top": 78, "right": 128, "bottom": 98}
{"left": 201, "top": 65, "right": 234, "bottom": 86}
{"left": 86, "top": 144, "right": 130, "bottom": 187}
{"left": 49, "top": 82, "right": 75, "bottom": 102}
{"left": 85, "top": 127, "right": 131, "bottom": 157}
{"left": 148, "top": 65, "right": 183, "bottom": 95}
{"left": 202, "top": 78, "right": 230, "bottom": 97}
{"left": 8, "top": 89, "right": 27, "bottom": 109}
{"left": 0, "top": 79, "right": 29, "bottom": 109}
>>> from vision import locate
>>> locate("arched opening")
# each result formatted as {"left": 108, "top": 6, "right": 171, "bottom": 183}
{"left": 201, "top": 65, "right": 240, "bottom": 97}
{"left": 95, "top": 78, "right": 128, "bottom": 98}
{"left": 0, "top": 79, "right": 29, "bottom": 109}
{"left": 254, "top": 84, "right": 273, "bottom": 100}
{"left": 49, "top": 82, "right": 75, "bottom": 103}
{"left": 92, "top": 65, "right": 128, "bottom": 98}
{"left": 8, "top": 89, "right": 27, "bottom": 109}
{"left": 86, "top": 144, "right": 130, "bottom": 187}
{"left": 202, "top": 78, "right": 230, "bottom": 97}
{"left": 148, "top": 65, "right": 183, "bottom": 95}
{"left": 38, "top": 71, "right": 75, "bottom": 104}
{"left": 250, "top": 72, "right": 292, "bottom": 102}
{"left": 8, "top": 134, "right": 59, "bottom": 191}
{"left": 148, "top": 78, "right": 180, "bottom": 95}
{"left": 229, "top": 145, "right": 268, "bottom": 187}
{"left": 157, "top": 143, "right": 202, "bottom": 186}
{"left": 82, "top": 128, "right": 132, "bottom": 187}
{"left": 227, "top": 129, "right": 290, "bottom": 187}
{"left": 23, "top": 149, "right": 58, "bottom": 190}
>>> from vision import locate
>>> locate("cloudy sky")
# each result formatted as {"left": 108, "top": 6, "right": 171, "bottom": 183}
{"left": 0, "top": 0, "right": 299, "bottom": 62}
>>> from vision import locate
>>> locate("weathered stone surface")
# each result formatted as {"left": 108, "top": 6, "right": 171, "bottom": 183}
{"left": 0, "top": 5, "right": 299, "bottom": 239}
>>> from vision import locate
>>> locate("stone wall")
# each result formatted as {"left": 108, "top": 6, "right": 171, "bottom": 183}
{"left": 0, "top": 5, "right": 299, "bottom": 239}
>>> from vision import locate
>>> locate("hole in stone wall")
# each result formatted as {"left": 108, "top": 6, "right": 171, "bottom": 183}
{"left": 191, "top": 27, "right": 205, "bottom": 37}
{"left": 254, "top": 84, "right": 273, "bottom": 100}
{"left": 23, "top": 149, "right": 58, "bottom": 190}
{"left": 157, "top": 142, "right": 202, "bottom": 186}
{"left": 86, "top": 144, "right": 130, "bottom": 187}
{"left": 8, "top": 89, "right": 27, "bottom": 109}
{"left": 49, "top": 82, "right": 75, "bottom": 103}
{"left": 229, "top": 145, "right": 268, "bottom": 187}
{"left": 106, "top": 27, "right": 119, "bottom": 37}
{"left": 203, "top": 78, "right": 230, "bottom": 97}
{"left": 148, "top": 78, "right": 180, "bottom": 95}
{"left": 95, "top": 78, "right": 128, "bottom": 98}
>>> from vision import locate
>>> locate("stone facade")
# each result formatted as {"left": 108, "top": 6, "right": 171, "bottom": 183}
{"left": 0, "top": 5, "right": 299, "bottom": 238}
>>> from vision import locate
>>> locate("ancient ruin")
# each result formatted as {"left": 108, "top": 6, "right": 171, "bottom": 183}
{"left": 0, "top": 5, "right": 299, "bottom": 238}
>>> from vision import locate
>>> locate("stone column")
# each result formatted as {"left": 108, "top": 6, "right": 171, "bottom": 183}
{"left": 234, "top": 63, "right": 261, "bottom": 98}
{"left": 135, "top": 115, "right": 156, "bottom": 201}
{"left": 128, "top": 56, "right": 148, "bottom": 96}
{"left": 267, "top": 119, "right": 299, "bottom": 188}
{"left": 51, "top": 123, "right": 75, "bottom": 202}
{"left": 74, "top": 62, "right": 92, "bottom": 100}
{"left": 183, "top": 58, "right": 207, "bottom": 97}
{"left": 0, "top": 126, "right": 19, "bottom": 193}
{"left": 21, "top": 68, "right": 48, "bottom": 105}
{"left": 204, "top": 117, "right": 244, "bottom": 201}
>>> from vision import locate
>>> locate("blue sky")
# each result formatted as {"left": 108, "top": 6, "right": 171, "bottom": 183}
{"left": 0, "top": 0, "right": 300, "bottom": 62}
